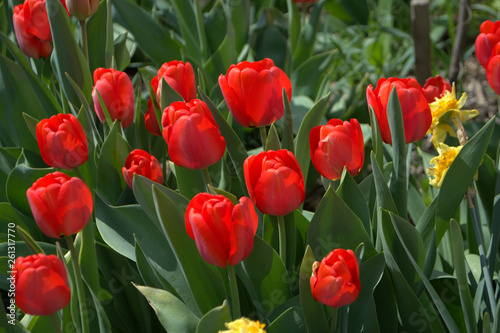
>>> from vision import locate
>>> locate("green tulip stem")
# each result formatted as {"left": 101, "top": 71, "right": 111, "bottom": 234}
{"left": 49, "top": 313, "right": 63, "bottom": 333}
{"left": 277, "top": 215, "right": 286, "bottom": 266}
{"left": 79, "top": 20, "right": 89, "bottom": 63}
{"left": 227, "top": 264, "right": 241, "bottom": 319}
{"left": 259, "top": 127, "right": 268, "bottom": 149}
{"left": 202, "top": 168, "right": 216, "bottom": 194}
{"left": 329, "top": 307, "right": 339, "bottom": 333}
{"left": 65, "top": 235, "right": 89, "bottom": 333}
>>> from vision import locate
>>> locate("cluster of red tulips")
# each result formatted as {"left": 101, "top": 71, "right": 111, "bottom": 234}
{"left": 476, "top": 20, "right": 500, "bottom": 95}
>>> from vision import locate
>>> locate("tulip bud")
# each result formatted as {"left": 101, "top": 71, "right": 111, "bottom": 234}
{"left": 26, "top": 172, "right": 93, "bottom": 238}
{"left": 67, "top": 0, "right": 99, "bottom": 20}
{"left": 185, "top": 193, "right": 258, "bottom": 267}
{"left": 219, "top": 58, "right": 292, "bottom": 128}
{"left": 36, "top": 113, "right": 88, "bottom": 169}
{"left": 366, "top": 77, "right": 431, "bottom": 145}
{"left": 422, "top": 75, "right": 452, "bottom": 103}
{"left": 309, "top": 118, "right": 364, "bottom": 181}
{"left": 310, "top": 249, "right": 360, "bottom": 308}
{"left": 162, "top": 99, "right": 226, "bottom": 169}
{"left": 122, "top": 149, "right": 163, "bottom": 188}
{"left": 244, "top": 149, "right": 305, "bottom": 216}
{"left": 12, "top": 254, "right": 71, "bottom": 316}
{"left": 92, "top": 68, "right": 135, "bottom": 128}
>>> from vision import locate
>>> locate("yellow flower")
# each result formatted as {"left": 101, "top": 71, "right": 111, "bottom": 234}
{"left": 219, "top": 317, "right": 266, "bottom": 333}
{"left": 427, "top": 84, "right": 478, "bottom": 146}
{"left": 427, "top": 143, "right": 462, "bottom": 189}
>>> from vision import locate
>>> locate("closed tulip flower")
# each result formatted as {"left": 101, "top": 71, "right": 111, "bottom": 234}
{"left": 36, "top": 113, "right": 88, "bottom": 169}
{"left": 422, "top": 75, "right": 452, "bottom": 103}
{"left": 26, "top": 172, "right": 93, "bottom": 238}
{"left": 162, "top": 99, "right": 226, "bottom": 169}
{"left": 218, "top": 58, "right": 292, "bottom": 128}
{"left": 12, "top": 0, "right": 68, "bottom": 58}
{"left": 12, "top": 254, "right": 71, "bottom": 316}
{"left": 92, "top": 68, "right": 135, "bottom": 128}
{"left": 244, "top": 149, "right": 304, "bottom": 216}
{"left": 366, "top": 77, "right": 431, "bottom": 144}
{"left": 475, "top": 20, "right": 500, "bottom": 68}
{"left": 67, "top": 0, "right": 99, "bottom": 20}
{"left": 185, "top": 193, "right": 258, "bottom": 267}
{"left": 310, "top": 119, "right": 364, "bottom": 181}
{"left": 156, "top": 60, "right": 197, "bottom": 103}
{"left": 310, "top": 249, "right": 360, "bottom": 308}
{"left": 122, "top": 149, "right": 163, "bottom": 188}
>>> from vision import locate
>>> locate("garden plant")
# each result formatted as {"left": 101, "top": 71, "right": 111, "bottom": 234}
{"left": 1, "top": 0, "right": 500, "bottom": 332}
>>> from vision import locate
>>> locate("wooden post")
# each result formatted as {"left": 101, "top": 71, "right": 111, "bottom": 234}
{"left": 411, "top": 0, "right": 431, "bottom": 85}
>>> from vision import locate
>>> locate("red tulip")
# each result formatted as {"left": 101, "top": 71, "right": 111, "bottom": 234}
{"left": 66, "top": 0, "right": 99, "bottom": 20}
{"left": 12, "top": 0, "right": 68, "bottom": 58}
{"left": 144, "top": 76, "right": 162, "bottom": 136}
{"left": 36, "top": 113, "right": 88, "bottom": 169}
{"left": 12, "top": 254, "right": 71, "bottom": 316}
{"left": 92, "top": 68, "right": 135, "bottom": 128}
{"left": 422, "top": 75, "right": 452, "bottom": 103}
{"left": 156, "top": 60, "right": 197, "bottom": 103}
{"left": 310, "top": 249, "right": 360, "bottom": 308}
{"left": 486, "top": 44, "right": 500, "bottom": 95}
{"left": 475, "top": 20, "right": 500, "bottom": 68}
{"left": 218, "top": 58, "right": 292, "bottom": 128}
{"left": 162, "top": 99, "right": 226, "bottom": 169}
{"left": 26, "top": 172, "right": 93, "bottom": 238}
{"left": 310, "top": 119, "right": 364, "bottom": 181}
{"left": 366, "top": 77, "right": 431, "bottom": 144}
{"left": 244, "top": 149, "right": 304, "bottom": 216}
{"left": 185, "top": 193, "right": 258, "bottom": 267}
{"left": 122, "top": 149, "right": 163, "bottom": 188}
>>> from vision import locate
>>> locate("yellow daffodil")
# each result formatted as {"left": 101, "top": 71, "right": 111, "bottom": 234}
{"left": 427, "top": 84, "right": 478, "bottom": 146}
{"left": 219, "top": 317, "right": 266, "bottom": 333}
{"left": 427, "top": 143, "right": 462, "bottom": 189}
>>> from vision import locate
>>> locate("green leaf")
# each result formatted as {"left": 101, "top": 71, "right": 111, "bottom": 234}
{"left": 112, "top": 0, "right": 182, "bottom": 64}
{"left": 387, "top": 86, "right": 407, "bottom": 218}
{"left": 87, "top": 0, "right": 111, "bottom": 72}
{"left": 450, "top": 219, "right": 478, "bottom": 333}
{"left": 0, "top": 55, "right": 47, "bottom": 150}
{"left": 370, "top": 152, "right": 398, "bottom": 214}
{"left": 377, "top": 209, "right": 433, "bottom": 332}
{"left": 390, "top": 213, "right": 460, "bottom": 332}
{"left": 199, "top": 89, "right": 248, "bottom": 196}
{"left": 195, "top": 301, "right": 232, "bottom": 333}
{"left": 238, "top": 236, "right": 291, "bottom": 314}
{"left": 348, "top": 253, "right": 385, "bottom": 332}
{"left": 294, "top": 93, "right": 329, "bottom": 192}
{"left": 135, "top": 284, "right": 200, "bottom": 333}
{"left": 6, "top": 165, "right": 52, "bottom": 217}
{"left": 476, "top": 154, "right": 496, "bottom": 224}
{"left": 298, "top": 245, "right": 329, "bottom": 333}
{"left": 46, "top": 0, "right": 92, "bottom": 106}
{"left": 0, "top": 32, "right": 61, "bottom": 117}
{"left": 281, "top": 88, "right": 294, "bottom": 153}
{"left": 170, "top": 0, "right": 203, "bottom": 62}
{"left": 336, "top": 169, "right": 371, "bottom": 234}
{"left": 160, "top": 77, "right": 184, "bottom": 110}
{"left": 267, "top": 307, "right": 306, "bottom": 333}
{"left": 306, "top": 186, "right": 376, "bottom": 259}
{"left": 265, "top": 124, "right": 281, "bottom": 151}
{"left": 369, "top": 106, "right": 384, "bottom": 169}
{"left": 173, "top": 164, "right": 206, "bottom": 200}
{"left": 152, "top": 185, "right": 226, "bottom": 314}
{"left": 435, "top": 117, "right": 495, "bottom": 244}
{"left": 291, "top": 51, "right": 335, "bottom": 100}
{"left": 97, "top": 122, "right": 130, "bottom": 204}
{"left": 94, "top": 195, "right": 198, "bottom": 314}
{"left": 114, "top": 32, "right": 131, "bottom": 72}
{"left": 292, "top": 0, "right": 325, "bottom": 67}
